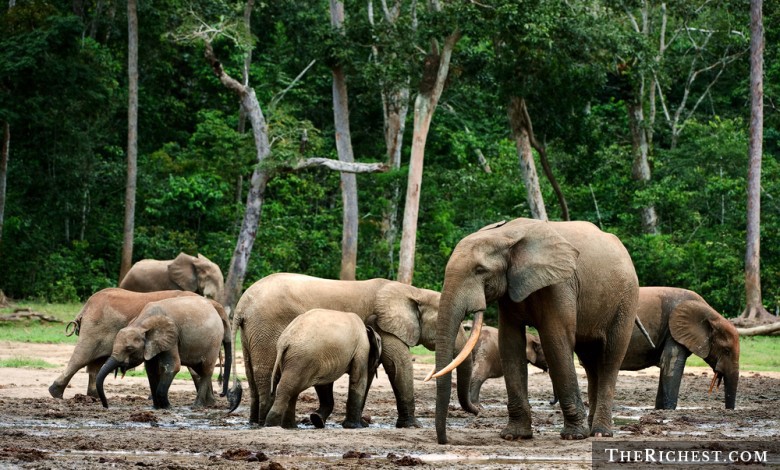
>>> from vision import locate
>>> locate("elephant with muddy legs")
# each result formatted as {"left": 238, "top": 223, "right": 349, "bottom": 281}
{"left": 232, "top": 273, "right": 478, "bottom": 428}
{"left": 49, "top": 288, "right": 200, "bottom": 399}
{"left": 469, "top": 326, "right": 549, "bottom": 408}
{"left": 621, "top": 287, "right": 739, "bottom": 410}
{"left": 266, "top": 309, "right": 382, "bottom": 429}
{"left": 429, "top": 218, "right": 638, "bottom": 443}
{"left": 96, "top": 296, "right": 232, "bottom": 409}
{"left": 119, "top": 253, "right": 224, "bottom": 302}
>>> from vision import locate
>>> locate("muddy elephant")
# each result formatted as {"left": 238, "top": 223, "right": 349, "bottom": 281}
{"left": 621, "top": 287, "right": 739, "bottom": 409}
{"left": 429, "top": 218, "right": 638, "bottom": 443}
{"left": 49, "top": 288, "right": 200, "bottom": 399}
{"left": 469, "top": 326, "right": 548, "bottom": 407}
{"left": 232, "top": 273, "right": 478, "bottom": 428}
{"left": 266, "top": 308, "right": 383, "bottom": 429}
{"left": 96, "top": 296, "right": 232, "bottom": 409}
{"left": 119, "top": 253, "right": 224, "bottom": 302}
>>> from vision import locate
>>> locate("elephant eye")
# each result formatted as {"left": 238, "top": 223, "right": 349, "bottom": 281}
{"left": 474, "top": 265, "right": 488, "bottom": 275}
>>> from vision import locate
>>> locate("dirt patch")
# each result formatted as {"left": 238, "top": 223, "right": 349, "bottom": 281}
{"left": 1, "top": 341, "right": 779, "bottom": 468}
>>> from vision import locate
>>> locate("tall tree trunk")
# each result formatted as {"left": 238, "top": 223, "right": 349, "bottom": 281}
{"left": 330, "top": 0, "right": 358, "bottom": 280}
{"left": 368, "top": 0, "right": 410, "bottom": 279}
{"left": 380, "top": 86, "right": 409, "bottom": 278}
{"left": 119, "top": 0, "right": 138, "bottom": 283}
{"left": 205, "top": 43, "right": 272, "bottom": 313}
{"left": 508, "top": 97, "right": 547, "bottom": 220}
{"left": 741, "top": 0, "right": 775, "bottom": 323}
{"left": 0, "top": 120, "right": 9, "bottom": 243}
{"left": 627, "top": 96, "right": 659, "bottom": 234}
{"left": 397, "top": 31, "right": 460, "bottom": 285}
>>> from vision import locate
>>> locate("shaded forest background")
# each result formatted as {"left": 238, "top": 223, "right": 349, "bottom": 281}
{"left": 1, "top": 0, "right": 779, "bottom": 318}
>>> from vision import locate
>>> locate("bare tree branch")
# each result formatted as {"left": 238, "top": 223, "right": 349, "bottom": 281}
{"left": 293, "top": 158, "right": 388, "bottom": 173}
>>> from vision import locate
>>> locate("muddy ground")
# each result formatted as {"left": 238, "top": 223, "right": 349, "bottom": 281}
{"left": 0, "top": 340, "right": 779, "bottom": 469}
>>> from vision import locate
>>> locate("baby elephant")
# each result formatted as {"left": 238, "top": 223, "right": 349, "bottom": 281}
{"left": 96, "top": 296, "right": 232, "bottom": 409}
{"left": 469, "top": 325, "right": 549, "bottom": 407}
{"left": 266, "top": 308, "right": 382, "bottom": 429}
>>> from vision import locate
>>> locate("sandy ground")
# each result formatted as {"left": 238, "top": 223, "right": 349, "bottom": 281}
{"left": 1, "top": 340, "right": 779, "bottom": 469}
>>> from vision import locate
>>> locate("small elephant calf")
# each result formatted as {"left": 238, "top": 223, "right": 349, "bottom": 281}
{"left": 266, "top": 308, "right": 382, "bottom": 429}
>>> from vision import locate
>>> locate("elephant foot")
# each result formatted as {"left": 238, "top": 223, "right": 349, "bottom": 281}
{"left": 342, "top": 419, "right": 364, "bottom": 429}
{"left": 48, "top": 384, "right": 64, "bottom": 399}
{"left": 560, "top": 423, "right": 589, "bottom": 440}
{"left": 310, "top": 413, "right": 326, "bottom": 429}
{"left": 589, "top": 425, "right": 613, "bottom": 438}
{"left": 500, "top": 421, "right": 533, "bottom": 440}
{"left": 395, "top": 416, "right": 421, "bottom": 428}
{"left": 153, "top": 398, "right": 171, "bottom": 409}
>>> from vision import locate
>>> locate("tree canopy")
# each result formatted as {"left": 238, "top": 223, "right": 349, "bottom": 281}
{"left": 0, "top": 0, "right": 777, "bottom": 320}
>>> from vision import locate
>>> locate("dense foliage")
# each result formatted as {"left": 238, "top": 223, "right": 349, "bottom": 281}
{"left": 0, "top": 0, "right": 777, "bottom": 318}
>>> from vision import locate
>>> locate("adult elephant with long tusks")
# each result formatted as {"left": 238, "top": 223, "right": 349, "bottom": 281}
{"left": 96, "top": 296, "right": 232, "bottom": 409}
{"left": 428, "top": 218, "right": 638, "bottom": 443}
{"left": 232, "top": 273, "right": 478, "bottom": 428}
{"left": 119, "top": 252, "right": 224, "bottom": 301}
{"left": 621, "top": 287, "right": 739, "bottom": 409}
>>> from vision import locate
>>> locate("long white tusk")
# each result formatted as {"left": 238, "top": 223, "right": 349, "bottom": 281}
{"left": 424, "top": 311, "right": 484, "bottom": 382}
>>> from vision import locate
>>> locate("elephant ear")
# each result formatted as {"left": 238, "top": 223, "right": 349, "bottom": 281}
{"left": 669, "top": 299, "right": 713, "bottom": 359}
{"left": 168, "top": 253, "right": 198, "bottom": 292}
{"left": 140, "top": 312, "right": 178, "bottom": 361}
{"left": 374, "top": 283, "right": 422, "bottom": 347}
{"left": 506, "top": 222, "right": 579, "bottom": 303}
{"left": 366, "top": 325, "right": 383, "bottom": 373}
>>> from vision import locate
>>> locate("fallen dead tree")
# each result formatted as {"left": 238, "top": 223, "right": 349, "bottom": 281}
{"left": 736, "top": 321, "right": 780, "bottom": 336}
{"left": 0, "top": 308, "right": 62, "bottom": 323}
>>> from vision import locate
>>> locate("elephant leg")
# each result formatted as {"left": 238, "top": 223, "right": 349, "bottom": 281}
{"left": 241, "top": 333, "right": 261, "bottom": 424}
{"left": 577, "top": 356, "right": 599, "bottom": 429}
{"left": 534, "top": 307, "right": 588, "bottom": 439}
{"left": 153, "top": 352, "right": 180, "bottom": 409}
{"left": 379, "top": 334, "right": 419, "bottom": 428}
{"left": 311, "top": 383, "right": 335, "bottom": 429}
{"left": 192, "top": 363, "right": 217, "bottom": 408}
{"left": 86, "top": 358, "right": 107, "bottom": 398}
{"left": 266, "top": 376, "right": 300, "bottom": 429}
{"left": 145, "top": 357, "right": 161, "bottom": 402}
{"left": 584, "top": 310, "right": 635, "bottom": 437}
{"left": 49, "top": 347, "right": 105, "bottom": 398}
{"left": 247, "top": 333, "right": 277, "bottom": 425}
{"left": 343, "top": 365, "right": 369, "bottom": 429}
{"left": 498, "top": 311, "right": 533, "bottom": 440}
{"left": 655, "top": 340, "right": 690, "bottom": 410}
{"left": 469, "top": 376, "right": 487, "bottom": 409}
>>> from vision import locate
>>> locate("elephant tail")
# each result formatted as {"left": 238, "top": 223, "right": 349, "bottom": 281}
{"left": 211, "top": 299, "right": 242, "bottom": 413}
{"left": 270, "top": 346, "right": 285, "bottom": 397}
{"left": 64, "top": 318, "right": 81, "bottom": 337}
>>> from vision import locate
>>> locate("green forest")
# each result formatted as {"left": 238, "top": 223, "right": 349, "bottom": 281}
{"left": 1, "top": 0, "right": 778, "bottom": 319}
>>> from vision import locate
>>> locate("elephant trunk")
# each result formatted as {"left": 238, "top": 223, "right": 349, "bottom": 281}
{"left": 723, "top": 371, "right": 738, "bottom": 409}
{"left": 96, "top": 357, "right": 121, "bottom": 409}
{"left": 433, "top": 286, "right": 485, "bottom": 444}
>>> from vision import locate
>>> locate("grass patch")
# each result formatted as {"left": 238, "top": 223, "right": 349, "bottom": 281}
{"left": 411, "top": 345, "right": 435, "bottom": 365}
{"left": 0, "top": 301, "right": 81, "bottom": 344}
{"left": 687, "top": 335, "right": 780, "bottom": 372}
{"left": 0, "top": 356, "right": 58, "bottom": 369}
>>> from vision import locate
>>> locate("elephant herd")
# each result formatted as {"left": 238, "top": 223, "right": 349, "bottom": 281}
{"left": 48, "top": 218, "right": 740, "bottom": 444}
